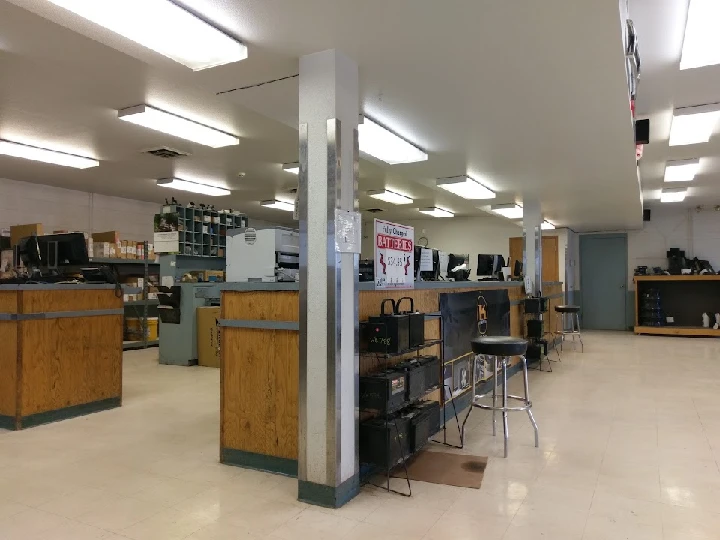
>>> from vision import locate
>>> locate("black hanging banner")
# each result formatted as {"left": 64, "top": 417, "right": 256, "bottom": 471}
{"left": 440, "top": 289, "right": 511, "bottom": 363}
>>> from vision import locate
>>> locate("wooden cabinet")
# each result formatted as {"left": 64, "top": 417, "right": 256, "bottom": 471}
{"left": 509, "top": 235, "right": 559, "bottom": 282}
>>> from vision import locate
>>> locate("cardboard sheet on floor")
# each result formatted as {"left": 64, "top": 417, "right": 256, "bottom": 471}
{"left": 197, "top": 306, "right": 220, "bottom": 368}
{"left": 392, "top": 450, "right": 488, "bottom": 489}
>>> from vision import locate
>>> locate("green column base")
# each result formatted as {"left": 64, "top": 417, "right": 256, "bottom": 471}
{"left": 298, "top": 475, "right": 360, "bottom": 508}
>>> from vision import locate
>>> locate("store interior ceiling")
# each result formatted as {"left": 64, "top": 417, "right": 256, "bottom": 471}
{"left": 632, "top": 0, "right": 720, "bottom": 210}
{"left": 0, "top": 0, "right": 640, "bottom": 231}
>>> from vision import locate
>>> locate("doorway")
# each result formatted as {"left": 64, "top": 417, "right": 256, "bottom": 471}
{"left": 579, "top": 234, "right": 628, "bottom": 330}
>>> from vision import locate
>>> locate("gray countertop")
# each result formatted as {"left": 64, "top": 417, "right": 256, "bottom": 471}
{"left": 0, "top": 283, "right": 121, "bottom": 291}
{"left": 219, "top": 280, "right": 563, "bottom": 292}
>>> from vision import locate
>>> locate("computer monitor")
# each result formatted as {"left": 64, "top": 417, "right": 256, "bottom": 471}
{"left": 447, "top": 253, "right": 470, "bottom": 281}
{"left": 513, "top": 259, "right": 523, "bottom": 277}
{"left": 477, "top": 254, "right": 505, "bottom": 278}
{"left": 36, "top": 233, "right": 90, "bottom": 270}
{"left": 415, "top": 247, "right": 440, "bottom": 281}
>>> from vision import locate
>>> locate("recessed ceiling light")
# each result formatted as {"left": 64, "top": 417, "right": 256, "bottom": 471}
{"left": 260, "top": 199, "right": 295, "bottom": 212}
{"left": 118, "top": 105, "right": 239, "bottom": 148}
{"left": 491, "top": 204, "right": 524, "bottom": 219}
{"left": 436, "top": 175, "right": 495, "bottom": 200}
{"left": 282, "top": 163, "right": 300, "bottom": 175}
{"left": 664, "top": 158, "right": 701, "bottom": 182}
{"left": 680, "top": 0, "right": 720, "bottom": 70}
{"left": 0, "top": 139, "right": 98, "bottom": 169}
{"left": 660, "top": 187, "right": 688, "bottom": 203}
{"left": 669, "top": 105, "right": 720, "bottom": 146}
{"left": 541, "top": 221, "right": 556, "bottom": 230}
{"left": 156, "top": 178, "right": 230, "bottom": 196}
{"left": 47, "top": 0, "right": 247, "bottom": 70}
{"left": 358, "top": 116, "right": 427, "bottom": 164}
{"left": 418, "top": 207, "right": 454, "bottom": 218}
{"left": 368, "top": 189, "right": 413, "bottom": 205}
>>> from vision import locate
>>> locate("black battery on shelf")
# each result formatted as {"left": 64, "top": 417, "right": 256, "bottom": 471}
{"left": 417, "top": 355, "right": 441, "bottom": 392}
{"left": 394, "top": 359, "right": 426, "bottom": 402}
{"left": 359, "top": 370, "right": 407, "bottom": 413}
{"left": 359, "top": 414, "right": 411, "bottom": 468}
{"left": 395, "top": 296, "right": 425, "bottom": 348}
{"left": 405, "top": 401, "right": 441, "bottom": 453}
{"left": 367, "top": 299, "right": 410, "bottom": 354}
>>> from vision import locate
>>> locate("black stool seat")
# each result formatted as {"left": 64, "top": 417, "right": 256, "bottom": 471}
{"left": 471, "top": 336, "right": 528, "bottom": 357}
{"left": 555, "top": 305, "right": 580, "bottom": 313}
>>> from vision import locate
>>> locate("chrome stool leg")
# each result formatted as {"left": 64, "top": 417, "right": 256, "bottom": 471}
{"left": 492, "top": 355, "right": 498, "bottom": 437}
{"left": 501, "top": 356, "right": 509, "bottom": 458}
{"left": 576, "top": 312, "right": 584, "bottom": 352}
{"left": 522, "top": 355, "right": 539, "bottom": 448}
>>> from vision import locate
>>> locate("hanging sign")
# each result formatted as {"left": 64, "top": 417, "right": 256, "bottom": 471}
{"left": 374, "top": 219, "right": 414, "bottom": 290}
{"left": 153, "top": 212, "right": 180, "bottom": 253}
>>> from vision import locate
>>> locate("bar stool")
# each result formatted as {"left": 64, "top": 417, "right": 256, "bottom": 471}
{"left": 555, "top": 305, "right": 583, "bottom": 353}
{"left": 469, "top": 336, "right": 539, "bottom": 458}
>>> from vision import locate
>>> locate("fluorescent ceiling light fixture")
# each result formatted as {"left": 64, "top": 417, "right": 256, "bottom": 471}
{"left": 491, "top": 204, "right": 524, "bottom": 219}
{"left": 358, "top": 116, "right": 428, "bottom": 164}
{"left": 260, "top": 199, "right": 294, "bottom": 211}
{"left": 660, "top": 187, "right": 688, "bottom": 203}
{"left": 664, "top": 158, "right": 701, "bottom": 182}
{"left": 282, "top": 163, "right": 300, "bottom": 174}
{"left": 368, "top": 189, "right": 413, "bottom": 205}
{"left": 419, "top": 207, "right": 454, "bottom": 218}
{"left": 47, "top": 0, "right": 247, "bottom": 71}
{"left": 157, "top": 178, "right": 230, "bottom": 197}
{"left": 436, "top": 175, "right": 495, "bottom": 200}
{"left": 680, "top": 0, "right": 720, "bottom": 70}
{"left": 118, "top": 105, "right": 239, "bottom": 148}
{"left": 541, "top": 221, "right": 556, "bottom": 230}
{"left": 0, "top": 139, "right": 98, "bottom": 169}
{"left": 669, "top": 105, "right": 720, "bottom": 146}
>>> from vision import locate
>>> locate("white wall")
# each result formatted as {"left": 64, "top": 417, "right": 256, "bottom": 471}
{"left": 0, "top": 177, "right": 279, "bottom": 242}
{"left": 0, "top": 178, "right": 157, "bottom": 241}
{"left": 361, "top": 215, "right": 522, "bottom": 273}
{"left": 627, "top": 206, "right": 720, "bottom": 288}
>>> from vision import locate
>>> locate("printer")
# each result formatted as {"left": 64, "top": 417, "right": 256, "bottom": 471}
{"left": 226, "top": 227, "right": 299, "bottom": 282}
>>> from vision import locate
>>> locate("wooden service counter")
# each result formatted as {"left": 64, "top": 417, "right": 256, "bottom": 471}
{"left": 0, "top": 284, "right": 124, "bottom": 430}
{"left": 219, "top": 281, "right": 563, "bottom": 476}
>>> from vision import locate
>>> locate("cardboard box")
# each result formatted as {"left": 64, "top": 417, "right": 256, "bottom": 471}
{"left": 93, "top": 242, "right": 112, "bottom": 258}
{"left": 10, "top": 223, "right": 44, "bottom": 247}
{"left": 92, "top": 231, "right": 120, "bottom": 244}
{"left": 202, "top": 270, "right": 225, "bottom": 283}
{"left": 119, "top": 241, "right": 128, "bottom": 259}
{"left": 197, "top": 307, "right": 221, "bottom": 368}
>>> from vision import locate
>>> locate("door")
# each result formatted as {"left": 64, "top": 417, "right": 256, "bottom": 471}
{"left": 579, "top": 234, "right": 627, "bottom": 330}
{"left": 509, "top": 235, "right": 559, "bottom": 282}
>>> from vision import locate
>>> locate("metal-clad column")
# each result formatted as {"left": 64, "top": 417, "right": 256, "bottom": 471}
{"left": 298, "top": 49, "right": 360, "bottom": 508}
{"left": 523, "top": 199, "right": 543, "bottom": 296}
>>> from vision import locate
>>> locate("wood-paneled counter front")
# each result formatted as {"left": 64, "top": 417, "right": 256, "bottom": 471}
{"left": 0, "top": 284, "right": 124, "bottom": 430}
{"left": 219, "top": 281, "right": 563, "bottom": 476}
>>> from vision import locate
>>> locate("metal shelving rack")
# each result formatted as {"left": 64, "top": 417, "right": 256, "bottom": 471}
{"left": 90, "top": 241, "right": 159, "bottom": 350}
{"left": 163, "top": 205, "right": 247, "bottom": 258}
{"left": 359, "top": 316, "right": 446, "bottom": 497}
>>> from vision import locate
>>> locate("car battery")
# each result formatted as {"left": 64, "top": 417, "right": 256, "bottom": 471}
{"left": 417, "top": 355, "right": 441, "bottom": 392}
{"left": 406, "top": 401, "right": 441, "bottom": 452}
{"left": 367, "top": 299, "right": 410, "bottom": 354}
{"left": 396, "top": 297, "right": 425, "bottom": 348}
{"left": 527, "top": 319, "right": 544, "bottom": 339}
{"left": 523, "top": 297, "right": 548, "bottom": 314}
{"left": 359, "top": 414, "right": 411, "bottom": 468}
{"left": 359, "top": 370, "right": 407, "bottom": 413}
{"left": 394, "top": 359, "right": 426, "bottom": 402}
{"left": 526, "top": 340, "right": 547, "bottom": 360}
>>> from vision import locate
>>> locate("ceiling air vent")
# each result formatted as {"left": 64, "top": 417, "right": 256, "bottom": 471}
{"left": 144, "top": 147, "right": 189, "bottom": 159}
{"left": 366, "top": 208, "right": 384, "bottom": 213}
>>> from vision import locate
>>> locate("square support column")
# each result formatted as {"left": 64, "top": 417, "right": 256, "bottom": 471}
{"left": 523, "top": 198, "right": 543, "bottom": 296}
{"left": 297, "top": 49, "right": 360, "bottom": 508}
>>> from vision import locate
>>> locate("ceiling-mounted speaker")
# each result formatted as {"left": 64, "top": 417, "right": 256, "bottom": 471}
{"left": 643, "top": 209, "right": 651, "bottom": 222}
{"left": 635, "top": 119, "right": 650, "bottom": 144}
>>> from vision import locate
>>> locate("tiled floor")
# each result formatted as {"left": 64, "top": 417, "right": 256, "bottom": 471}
{"left": 1, "top": 331, "right": 719, "bottom": 539}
